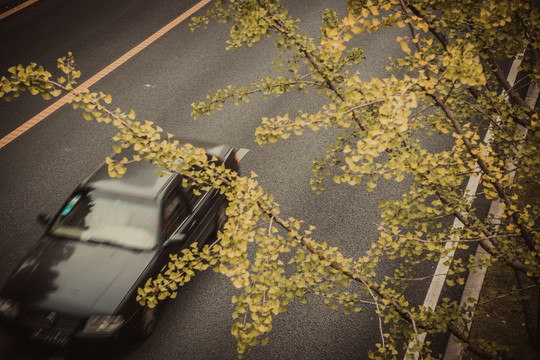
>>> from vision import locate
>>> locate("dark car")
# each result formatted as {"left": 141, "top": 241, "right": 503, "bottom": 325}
{"left": 0, "top": 139, "right": 241, "bottom": 348}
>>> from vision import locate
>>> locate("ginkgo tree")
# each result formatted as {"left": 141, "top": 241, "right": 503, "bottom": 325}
{"left": 1, "top": 0, "right": 539, "bottom": 359}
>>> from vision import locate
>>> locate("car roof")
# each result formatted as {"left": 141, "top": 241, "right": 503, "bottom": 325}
{"left": 81, "top": 139, "right": 232, "bottom": 202}
{"left": 83, "top": 157, "right": 174, "bottom": 201}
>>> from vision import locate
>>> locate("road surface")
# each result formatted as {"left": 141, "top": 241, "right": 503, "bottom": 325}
{"left": 0, "top": 1, "right": 452, "bottom": 359}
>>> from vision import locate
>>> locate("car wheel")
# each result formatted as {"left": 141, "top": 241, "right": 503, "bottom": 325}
{"left": 137, "top": 305, "right": 159, "bottom": 340}
{"left": 216, "top": 201, "right": 228, "bottom": 234}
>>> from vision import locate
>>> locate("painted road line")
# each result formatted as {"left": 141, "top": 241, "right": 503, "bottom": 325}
{"left": 443, "top": 79, "right": 539, "bottom": 360}
{"left": 404, "top": 56, "right": 524, "bottom": 360}
{"left": 0, "top": 0, "right": 212, "bottom": 151}
{"left": 0, "top": 0, "right": 38, "bottom": 20}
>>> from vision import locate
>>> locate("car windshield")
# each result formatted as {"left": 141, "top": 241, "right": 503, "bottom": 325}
{"left": 49, "top": 192, "right": 158, "bottom": 250}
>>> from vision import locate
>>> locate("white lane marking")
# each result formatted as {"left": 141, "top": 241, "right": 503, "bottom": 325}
{"left": 443, "top": 79, "right": 539, "bottom": 360}
{"left": 404, "top": 56, "right": 525, "bottom": 359}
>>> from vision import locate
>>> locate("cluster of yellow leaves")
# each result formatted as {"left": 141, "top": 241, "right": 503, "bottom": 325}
{"left": 189, "top": 0, "right": 539, "bottom": 358}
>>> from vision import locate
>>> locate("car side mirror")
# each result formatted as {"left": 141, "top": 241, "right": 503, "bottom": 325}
{"left": 36, "top": 213, "right": 52, "bottom": 226}
{"left": 163, "top": 233, "right": 186, "bottom": 248}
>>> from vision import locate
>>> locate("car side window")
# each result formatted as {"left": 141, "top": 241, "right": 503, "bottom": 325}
{"left": 163, "top": 186, "right": 190, "bottom": 239}
{"left": 181, "top": 184, "right": 207, "bottom": 207}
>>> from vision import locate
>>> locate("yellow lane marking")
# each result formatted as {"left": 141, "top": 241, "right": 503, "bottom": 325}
{"left": 0, "top": 0, "right": 212, "bottom": 150}
{"left": 0, "top": 0, "right": 38, "bottom": 20}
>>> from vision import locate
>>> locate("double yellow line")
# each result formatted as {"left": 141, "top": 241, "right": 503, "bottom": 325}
{"left": 0, "top": 0, "right": 212, "bottom": 150}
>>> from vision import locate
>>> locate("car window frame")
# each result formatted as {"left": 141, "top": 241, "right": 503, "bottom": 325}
{"left": 181, "top": 184, "right": 214, "bottom": 210}
{"left": 161, "top": 181, "right": 194, "bottom": 241}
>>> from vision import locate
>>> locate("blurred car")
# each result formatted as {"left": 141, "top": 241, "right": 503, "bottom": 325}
{"left": 0, "top": 139, "right": 241, "bottom": 347}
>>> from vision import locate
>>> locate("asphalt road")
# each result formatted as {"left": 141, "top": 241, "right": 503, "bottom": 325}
{"left": 0, "top": 1, "right": 444, "bottom": 359}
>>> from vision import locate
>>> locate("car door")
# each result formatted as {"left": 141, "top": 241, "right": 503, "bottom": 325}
{"left": 162, "top": 183, "right": 193, "bottom": 246}
{"left": 181, "top": 185, "right": 221, "bottom": 248}
{"left": 162, "top": 180, "right": 219, "bottom": 249}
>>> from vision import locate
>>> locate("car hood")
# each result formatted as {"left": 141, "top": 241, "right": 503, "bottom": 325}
{"left": 3, "top": 236, "right": 157, "bottom": 315}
